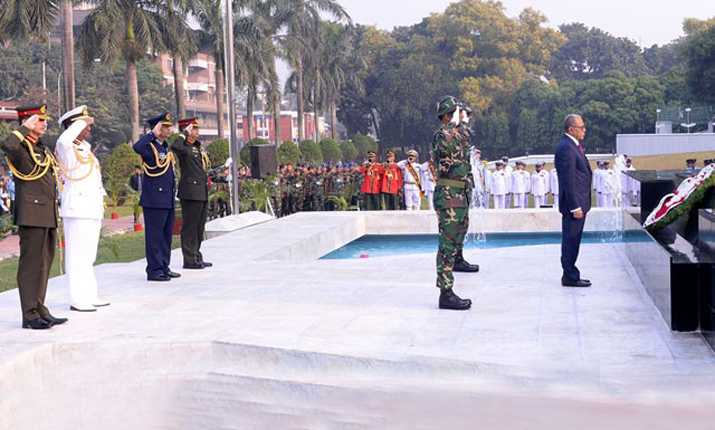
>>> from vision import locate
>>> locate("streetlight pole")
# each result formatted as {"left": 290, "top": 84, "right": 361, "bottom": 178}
{"left": 223, "top": 0, "right": 240, "bottom": 213}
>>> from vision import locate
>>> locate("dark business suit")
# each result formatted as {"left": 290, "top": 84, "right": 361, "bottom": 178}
{"left": 554, "top": 133, "right": 592, "bottom": 282}
{"left": 1, "top": 127, "right": 58, "bottom": 322}
{"left": 171, "top": 133, "right": 209, "bottom": 266}
{"left": 133, "top": 133, "right": 176, "bottom": 278}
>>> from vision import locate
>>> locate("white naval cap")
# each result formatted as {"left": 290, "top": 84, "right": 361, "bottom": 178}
{"left": 59, "top": 105, "right": 90, "bottom": 129}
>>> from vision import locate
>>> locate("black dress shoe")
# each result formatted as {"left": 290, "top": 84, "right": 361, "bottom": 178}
{"left": 200, "top": 261, "right": 213, "bottom": 268}
{"left": 22, "top": 318, "right": 52, "bottom": 330}
{"left": 148, "top": 274, "right": 171, "bottom": 282}
{"left": 166, "top": 270, "right": 181, "bottom": 278}
{"left": 183, "top": 262, "right": 204, "bottom": 269}
{"left": 42, "top": 314, "right": 68, "bottom": 326}
{"left": 439, "top": 289, "right": 472, "bottom": 310}
{"left": 561, "top": 276, "right": 591, "bottom": 287}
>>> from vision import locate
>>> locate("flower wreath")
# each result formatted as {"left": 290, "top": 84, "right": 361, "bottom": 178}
{"left": 644, "top": 164, "right": 715, "bottom": 232}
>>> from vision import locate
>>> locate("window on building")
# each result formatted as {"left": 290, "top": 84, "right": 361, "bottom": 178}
{"left": 167, "top": 59, "right": 173, "bottom": 70}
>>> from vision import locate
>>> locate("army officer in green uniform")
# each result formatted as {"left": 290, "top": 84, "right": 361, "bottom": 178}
{"left": 2, "top": 105, "right": 68, "bottom": 329}
{"left": 172, "top": 118, "right": 213, "bottom": 269}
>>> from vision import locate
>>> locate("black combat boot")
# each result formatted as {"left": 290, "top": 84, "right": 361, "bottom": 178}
{"left": 454, "top": 250, "right": 479, "bottom": 272}
{"left": 439, "top": 289, "right": 472, "bottom": 310}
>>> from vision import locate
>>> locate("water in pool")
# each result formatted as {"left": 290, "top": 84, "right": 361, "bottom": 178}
{"left": 322, "top": 232, "right": 638, "bottom": 259}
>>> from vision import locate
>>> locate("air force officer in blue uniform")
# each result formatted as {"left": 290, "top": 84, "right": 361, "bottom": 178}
{"left": 133, "top": 112, "right": 181, "bottom": 282}
{"left": 554, "top": 114, "right": 592, "bottom": 288}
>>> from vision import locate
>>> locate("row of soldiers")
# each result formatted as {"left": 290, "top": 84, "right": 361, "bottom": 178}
{"left": 0, "top": 103, "right": 215, "bottom": 330}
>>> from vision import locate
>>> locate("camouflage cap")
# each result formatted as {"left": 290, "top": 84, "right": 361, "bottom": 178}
{"left": 436, "top": 95, "right": 458, "bottom": 118}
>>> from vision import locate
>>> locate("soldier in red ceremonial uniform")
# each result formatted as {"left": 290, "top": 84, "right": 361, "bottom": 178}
{"left": 360, "top": 150, "right": 383, "bottom": 210}
{"left": 381, "top": 150, "right": 403, "bottom": 210}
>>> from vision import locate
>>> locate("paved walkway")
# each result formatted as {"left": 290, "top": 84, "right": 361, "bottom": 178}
{"left": 0, "top": 215, "right": 135, "bottom": 260}
{"left": 1, "top": 213, "right": 714, "bottom": 429}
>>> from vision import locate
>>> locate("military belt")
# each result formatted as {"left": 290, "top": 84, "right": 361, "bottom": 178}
{"left": 437, "top": 178, "right": 466, "bottom": 189}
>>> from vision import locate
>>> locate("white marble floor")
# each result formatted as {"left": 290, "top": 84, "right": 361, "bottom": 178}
{"left": 1, "top": 213, "right": 714, "bottom": 430}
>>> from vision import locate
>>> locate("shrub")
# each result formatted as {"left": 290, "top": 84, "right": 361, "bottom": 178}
{"left": 299, "top": 140, "right": 323, "bottom": 165}
{"left": 320, "top": 138, "right": 342, "bottom": 163}
{"left": 277, "top": 141, "right": 301, "bottom": 165}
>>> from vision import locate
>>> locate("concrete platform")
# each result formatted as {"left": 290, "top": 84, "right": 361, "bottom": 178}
{"left": 1, "top": 212, "right": 714, "bottom": 430}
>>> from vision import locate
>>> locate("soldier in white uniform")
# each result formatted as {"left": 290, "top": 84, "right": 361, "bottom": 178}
{"left": 502, "top": 156, "right": 513, "bottom": 208}
{"left": 601, "top": 160, "right": 618, "bottom": 207}
{"left": 483, "top": 164, "right": 493, "bottom": 208}
{"left": 531, "top": 162, "right": 550, "bottom": 208}
{"left": 622, "top": 158, "right": 636, "bottom": 207}
{"left": 420, "top": 159, "right": 437, "bottom": 211}
{"left": 492, "top": 161, "right": 509, "bottom": 209}
{"left": 510, "top": 161, "right": 531, "bottom": 208}
{"left": 470, "top": 148, "right": 487, "bottom": 207}
{"left": 397, "top": 149, "right": 422, "bottom": 210}
{"left": 550, "top": 167, "right": 559, "bottom": 207}
{"left": 594, "top": 161, "right": 604, "bottom": 207}
{"left": 55, "top": 106, "right": 109, "bottom": 312}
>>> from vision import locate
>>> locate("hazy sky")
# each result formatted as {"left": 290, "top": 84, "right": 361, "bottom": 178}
{"left": 339, "top": 0, "right": 715, "bottom": 47}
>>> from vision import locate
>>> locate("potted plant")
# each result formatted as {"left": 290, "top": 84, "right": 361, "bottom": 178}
{"left": 129, "top": 190, "right": 143, "bottom": 231}
{"left": 104, "top": 173, "right": 127, "bottom": 220}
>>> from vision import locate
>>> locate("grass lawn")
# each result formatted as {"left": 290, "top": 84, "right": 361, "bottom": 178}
{"left": 0, "top": 231, "right": 180, "bottom": 293}
{"left": 103, "top": 204, "right": 134, "bottom": 219}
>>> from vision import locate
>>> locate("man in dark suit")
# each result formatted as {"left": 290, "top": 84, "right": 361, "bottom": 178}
{"left": 554, "top": 114, "right": 592, "bottom": 288}
{"left": 129, "top": 165, "right": 142, "bottom": 192}
{"left": 1, "top": 105, "right": 68, "bottom": 329}
{"left": 133, "top": 112, "right": 181, "bottom": 282}
{"left": 172, "top": 118, "right": 212, "bottom": 269}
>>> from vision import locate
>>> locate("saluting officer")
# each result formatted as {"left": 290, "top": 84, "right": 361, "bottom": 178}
{"left": 432, "top": 96, "right": 473, "bottom": 311}
{"left": 56, "top": 106, "right": 110, "bottom": 311}
{"left": 172, "top": 118, "right": 213, "bottom": 270}
{"left": 1, "top": 105, "right": 68, "bottom": 329}
{"left": 133, "top": 112, "right": 180, "bottom": 281}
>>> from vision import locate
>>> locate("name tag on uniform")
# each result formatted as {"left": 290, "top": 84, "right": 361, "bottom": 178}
{"left": 159, "top": 153, "right": 168, "bottom": 160}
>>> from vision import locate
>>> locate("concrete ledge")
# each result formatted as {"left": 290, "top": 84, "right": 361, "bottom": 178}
{"left": 205, "top": 211, "right": 275, "bottom": 239}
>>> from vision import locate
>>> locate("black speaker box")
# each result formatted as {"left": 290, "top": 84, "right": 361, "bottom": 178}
{"left": 250, "top": 144, "right": 277, "bottom": 179}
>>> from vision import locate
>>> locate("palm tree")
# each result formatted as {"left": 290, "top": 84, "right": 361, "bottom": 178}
{"left": 0, "top": 0, "right": 77, "bottom": 111}
{"left": 76, "top": 0, "right": 168, "bottom": 142}
{"left": 194, "top": 0, "right": 225, "bottom": 138}
{"left": 0, "top": 0, "right": 59, "bottom": 41}
{"left": 158, "top": 0, "right": 197, "bottom": 119}
{"left": 319, "top": 22, "right": 365, "bottom": 140}
{"left": 60, "top": 0, "right": 76, "bottom": 112}
{"left": 277, "top": 0, "right": 349, "bottom": 142}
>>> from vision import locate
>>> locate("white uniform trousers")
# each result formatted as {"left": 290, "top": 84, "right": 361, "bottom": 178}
{"left": 405, "top": 188, "right": 421, "bottom": 210}
{"left": 494, "top": 195, "right": 507, "bottom": 209}
{"left": 533, "top": 195, "right": 545, "bottom": 208}
{"left": 513, "top": 193, "right": 528, "bottom": 208}
{"left": 596, "top": 192, "right": 603, "bottom": 207}
{"left": 64, "top": 217, "right": 102, "bottom": 306}
{"left": 553, "top": 194, "right": 559, "bottom": 207}
{"left": 484, "top": 192, "right": 491, "bottom": 208}
{"left": 603, "top": 193, "right": 614, "bottom": 208}
{"left": 424, "top": 190, "right": 434, "bottom": 210}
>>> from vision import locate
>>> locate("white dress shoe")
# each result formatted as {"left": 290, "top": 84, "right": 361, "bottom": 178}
{"left": 92, "top": 299, "right": 111, "bottom": 307}
{"left": 70, "top": 303, "right": 97, "bottom": 312}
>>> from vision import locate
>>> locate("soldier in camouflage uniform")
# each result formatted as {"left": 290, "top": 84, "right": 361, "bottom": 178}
{"left": 312, "top": 169, "right": 326, "bottom": 211}
{"left": 432, "top": 95, "right": 474, "bottom": 311}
